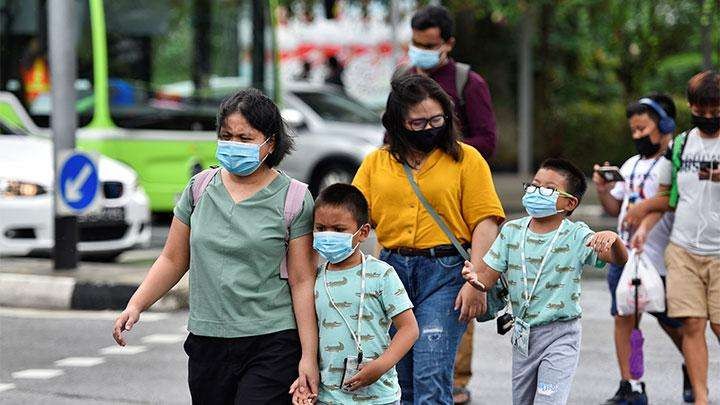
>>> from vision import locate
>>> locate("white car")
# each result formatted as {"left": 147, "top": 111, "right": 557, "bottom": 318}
{"left": 0, "top": 94, "right": 151, "bottom": 261}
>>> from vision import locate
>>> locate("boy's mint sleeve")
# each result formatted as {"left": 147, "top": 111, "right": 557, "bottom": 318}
{"left": 482, "top": 225, "right": 509, "bottom": 273}
{"left": 380, "top": 266, "right": 413, "bottom": 319}
{"left": 574, "top": 223, "right": 601, "bottom": 267}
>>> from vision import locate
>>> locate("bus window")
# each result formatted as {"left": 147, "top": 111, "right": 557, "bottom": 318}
{"left": 0, "top": 0, "right": 276, "bottom": 131}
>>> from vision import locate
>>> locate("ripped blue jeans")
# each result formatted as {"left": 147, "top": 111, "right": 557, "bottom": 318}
{"left": 380, "top": 250, "right": 468, "bottom": 405}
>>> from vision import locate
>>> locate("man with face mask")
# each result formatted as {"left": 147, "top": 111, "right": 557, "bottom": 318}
{"left": 629, "top": 70, "right": 720, "bottom": 405}
{"left": 395, "top": 5, "right": 498, "bottom": 162}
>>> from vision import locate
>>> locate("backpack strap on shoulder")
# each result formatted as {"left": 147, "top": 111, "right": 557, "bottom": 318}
{"left": 191, "top": 167, "right": 221, "bottom": 211}
{"left": 669, "top": 132, "right": 688, "bottom": 208}
{"left": 280, "top": 178, "right": 309, "bottom": 279}
{"left": 454, "top": 62, "right": 471, "bottom": 107}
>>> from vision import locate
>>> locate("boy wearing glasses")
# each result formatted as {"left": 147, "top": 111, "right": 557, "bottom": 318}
{"left": 462, "top": 158, "right": 628, "bottom": 405}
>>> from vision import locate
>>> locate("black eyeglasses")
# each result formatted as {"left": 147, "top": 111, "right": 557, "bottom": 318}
{"left": 407, "top": 114, "right": 446, "bottom": 131}
{"left": 523, "top": 182, "right": 575, "bottom": 198}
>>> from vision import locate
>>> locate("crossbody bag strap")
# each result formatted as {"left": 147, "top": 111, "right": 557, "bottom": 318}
{"left": 402, "top": 163, "right": 470, "bottom": 261}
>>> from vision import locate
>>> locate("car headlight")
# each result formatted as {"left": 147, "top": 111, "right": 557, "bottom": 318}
{"left": 0, "top": 179, "right": 48, "bottom": 197}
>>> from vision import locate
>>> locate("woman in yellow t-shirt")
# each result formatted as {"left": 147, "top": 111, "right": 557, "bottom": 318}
{"left": 352, "top": 74, "right": 505, "bottom": 404}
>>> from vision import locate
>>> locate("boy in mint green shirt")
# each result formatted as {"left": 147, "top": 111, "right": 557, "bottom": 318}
{"left": 463, "top": 158, "right": 628, "bottom": 405}
{"left": 291, "top": 184, "right": 418, "bottom": 405}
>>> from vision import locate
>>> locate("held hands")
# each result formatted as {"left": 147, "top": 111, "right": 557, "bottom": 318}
{"left": 592, "top": 162, "right": 615, "bottom": 194}
{"left": 455, "top": 261, "right": 487, "bottom": 322}
{"left": 461, "top": 261, "right": 485, "bottom": 291}
{"left": 291, "top": 385, "right": 316, "bottom": 405}
{"left": 343, "top": 359, "right": 386, "bottom": 391}
{"left": 290, "top": 356, "right": 319, "bottom": 404}
{"left": 112, "top": 305, "right": 141, "bottom": 346}
{"left": 586, "top": 231, "right": 618, "bottom": 254}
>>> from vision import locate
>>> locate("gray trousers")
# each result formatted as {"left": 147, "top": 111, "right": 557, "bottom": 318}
{"left": 511, "top": 319, "right": 581, "bottom": 405}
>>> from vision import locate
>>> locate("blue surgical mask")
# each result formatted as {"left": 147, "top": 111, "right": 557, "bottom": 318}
{"left": 313, "top": 229, "right": 362, "bottom": 264}
{"left": 522, "top": 191, "right": 563, "bottom": 218}
{"left": 408, "top": 44, "right": 441, "bottom": 70}
{"left": 216, "top": 139, "right": 270, "bottom": 176}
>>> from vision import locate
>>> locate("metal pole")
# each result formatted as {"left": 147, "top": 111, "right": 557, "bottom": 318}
{"left": 252, "top": 0, "right": 266, "bottom": 92}
{"left": 517, "top": 7, "right": 535, "bottom": 176}
{"left": 49, "top": 0, "right": 78, "bottom": 270}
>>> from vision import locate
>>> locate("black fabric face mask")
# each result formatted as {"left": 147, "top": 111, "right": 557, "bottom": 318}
{"left": 401, "top": 125, "right": 446, "bottom": 153}
{"left": 633, "top": 134, "right": 661, "bottom": 158}
{"left": 692, "top": 114, "right": 720, "bottom": 136}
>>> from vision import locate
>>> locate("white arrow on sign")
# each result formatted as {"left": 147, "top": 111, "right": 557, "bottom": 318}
{"left": 64, "top": 163, "right": 93, "bottom": 202}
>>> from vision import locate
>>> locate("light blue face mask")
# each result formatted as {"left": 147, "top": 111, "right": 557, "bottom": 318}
{"left": 313, "top": 229, "right": 362, "bottom": 264}
{"left": 521, "top": 191, "right": 562, "bottom": 218}
{"left": 408, "top": 44, "right": 441, "bottom": 70}
{"left": 216, "top": 138, "right": 270, "bottom": 176}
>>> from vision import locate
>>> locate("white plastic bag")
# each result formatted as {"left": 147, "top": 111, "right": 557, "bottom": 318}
{"left": 616, "top": 250, "right": 666, "bottom": 316}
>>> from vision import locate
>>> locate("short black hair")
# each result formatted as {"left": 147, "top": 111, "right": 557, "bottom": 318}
{"left": 687, "top": 70, "right": 720, "bottom": 108}
{"left": 216, "top": 88, "right": 294, "bottom": 167}
{"left": 314, "top": 183, "right": 369, "bottom": 227}
{"left": 411, "top": 5, "right": 454, "bottom": 41}
{"left": 383, "top": 74, "right": 462, "bottom": 165}
{"left": 626, "top": 92, "right": 677, "bottom": 131}
{"left": 539, "top": 158, "right": 587, "bottom": 215}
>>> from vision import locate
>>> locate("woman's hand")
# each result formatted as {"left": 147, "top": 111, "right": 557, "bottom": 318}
{"left": 289, "top": 355, "right": 319, "bottom": 400}
{"left": 344, "top": 359, "right": 386, "bottom": 391}
{"left": 454, "top": 283, "right": 486, "bottom": 322}
{"left": 112, "top": 305, "right": 141, "bottom": 346}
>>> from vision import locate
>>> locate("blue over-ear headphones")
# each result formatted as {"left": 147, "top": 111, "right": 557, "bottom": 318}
{"left": 639, "top": 97, "right": 676, "bottom": 134}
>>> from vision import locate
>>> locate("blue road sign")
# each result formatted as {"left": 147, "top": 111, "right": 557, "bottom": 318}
{"left": 59, "top": 152, "right": 99, "bottom": 213}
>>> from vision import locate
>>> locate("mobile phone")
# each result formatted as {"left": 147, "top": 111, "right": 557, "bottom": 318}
{"left": 596, "top": 166, "right": 624, "bottom": 182}
{"left": 699, "top": 161, "right": 718, "bottom": 171}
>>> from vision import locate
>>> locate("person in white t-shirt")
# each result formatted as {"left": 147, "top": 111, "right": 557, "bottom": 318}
{"left": 627, "top": 70, "right": 720, "bottom": 405}
{"left": 593, "top": 93, "right": 688, "bottom": 404}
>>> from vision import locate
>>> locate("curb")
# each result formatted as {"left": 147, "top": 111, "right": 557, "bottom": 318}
{"left": 0, "top": 273, "right": 187, "bottom": 311}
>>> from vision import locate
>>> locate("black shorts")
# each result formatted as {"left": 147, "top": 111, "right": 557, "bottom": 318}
{"left": 184, "top": 329, "right": 301, "bottom": 405}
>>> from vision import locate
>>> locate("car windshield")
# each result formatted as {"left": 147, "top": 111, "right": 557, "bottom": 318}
{"left": 293, "top": 91, "right": 378, "bottom": 125}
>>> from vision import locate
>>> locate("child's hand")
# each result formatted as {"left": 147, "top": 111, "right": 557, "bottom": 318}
{"left": 344, "top": 359, "right": 386, "bottom": 391}
{"left": 592, "top": 162, "right": 615, "bottom": 193}
{"left": 461, "top": 261, "right": 485, "bottom": 291}
{"left": 290, "top": 382, "right": 316, "bottom": 405}
{"left": 587, "top": 231, "right": 618, "bottom": 254}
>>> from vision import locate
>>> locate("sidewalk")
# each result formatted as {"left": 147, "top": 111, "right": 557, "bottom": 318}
{"left": 0, "top": 249, "right": 186, "bottom": 311}
{"left": 0, "top": 174, "right": 617, "bottom": 311}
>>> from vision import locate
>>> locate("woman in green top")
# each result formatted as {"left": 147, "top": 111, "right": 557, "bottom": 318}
{"left": 112, "top": 89, "right": 319, "bottom": 404}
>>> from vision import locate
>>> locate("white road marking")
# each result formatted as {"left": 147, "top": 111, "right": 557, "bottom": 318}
{"left": 99, "top": 345, "right": 147, "bottom": 355}
{"left": 0, "top": 307, "right": 169, "bottom": 322}
{"left": 0, "top": 383, "right": 16, "bottom": 393}
{"left": 142, "top": 334, "right": 185, "bottom": 344}
{"left": 54, "top": 357, "right": 105, "bottom": 367}
{"left": 11, "top": 369, "right": 64, "bottom": 379}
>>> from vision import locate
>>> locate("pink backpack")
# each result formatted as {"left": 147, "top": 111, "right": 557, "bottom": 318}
{"left": 190, "top": 168, "right": 308, "bottom": 279}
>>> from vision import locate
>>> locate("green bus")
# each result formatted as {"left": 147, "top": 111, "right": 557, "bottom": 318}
{"left": 0, "top": 0, "right": 279, "bottom": 212}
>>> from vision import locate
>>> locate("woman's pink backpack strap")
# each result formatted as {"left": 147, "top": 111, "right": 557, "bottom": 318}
{"left": 190, "top": 167, "right": 221, "bottom": 210}
{"left": 280, "top": 178, "right": 309, "bottom": 279}
{"left": 190, "top": 168, "right": 308, "bottom": 280}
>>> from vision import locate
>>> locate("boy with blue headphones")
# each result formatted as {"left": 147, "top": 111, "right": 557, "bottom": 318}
{"left": 592, "top": 93, "right": 692, "bottom": 404}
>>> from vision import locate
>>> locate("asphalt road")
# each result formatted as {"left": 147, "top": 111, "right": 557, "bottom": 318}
{"left": 1, "top": 280, "right": 718, "bottom": 404}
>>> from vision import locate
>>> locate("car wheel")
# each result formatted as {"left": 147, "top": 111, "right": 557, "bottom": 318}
{"left": 311, "top": 161, "right": 357, "bottom": 196}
